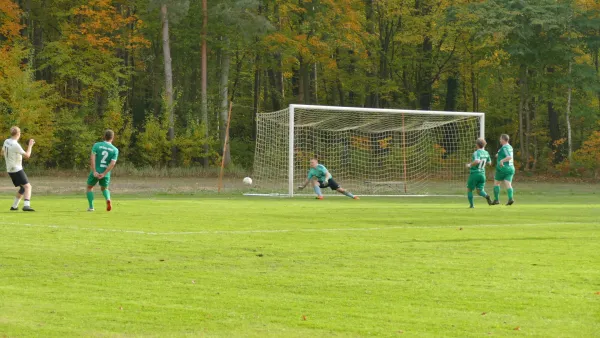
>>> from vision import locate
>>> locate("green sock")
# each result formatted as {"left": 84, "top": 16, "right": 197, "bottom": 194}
{"left": 468, "top": 191, "right": 474, "bottom": 207}
{"left": 507, "top": 188, "right": 514, "bottom": 200}
{"left": 102, "top": 189, "right": 111, "bottom": 201}
{"left": 479, "top": 190, "right": 488, "bottom": 198}
{"left": 86, "top": 191, "right": 94, "bottom": 209}
{"left": 494, "top": 186, "right": 500, "bottom": 201}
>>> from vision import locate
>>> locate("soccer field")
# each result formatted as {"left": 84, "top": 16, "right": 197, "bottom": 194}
{"left": 0, "top": 185, "right": 599, "bottom": 337}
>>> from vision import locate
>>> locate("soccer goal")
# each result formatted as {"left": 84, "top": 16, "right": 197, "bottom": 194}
{"left": 250, "top": 105, "right": 484, "bottom": 197}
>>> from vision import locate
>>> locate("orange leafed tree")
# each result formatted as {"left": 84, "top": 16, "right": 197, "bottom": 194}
{"left": 0, "top": 0, "right": 23, "bottom": 43}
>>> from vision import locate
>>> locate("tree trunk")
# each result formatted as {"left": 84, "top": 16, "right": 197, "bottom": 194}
{"left": 416, "top": 0, "right": 433, "bottom": 111}
{"left": 566, "top": 62, "right": 573, "bottom": 161}
{"left": 595, "top": 49, "right": 600, "bottom": 113}
{"left": 219, "top": 37, "right": 231, "bottom": 166}
{"left": 547, "top": 67, "right": 562, "bottom": 164}
{"left": 200, "top": 0, "right": 208, "bottom": 167}
{"left": 252, "top": 54, "right": 261, "bottom": 140}
{"left": 524, "top": 95, "right": 531, "bottom": 171}
{"left": 418, "top": 36, "right": 433, "bottom": 110}
{"left": 444, "top": 74, "right": 459, "bottom": 111}
{"left": 337, "top": 79, "right": 345, "bottom": 106}
{"left": 267, "top": 68, "right": 282, "bottom": 111}
{"left": 313, "top": 63, "right": 318, "bottom": 104}
{"left": 470, "top": 57, "right": 478, "bottom": 112}
{"left": 518, "top": 66, "right": 527, "bottom": 170}
{"left": 298, "top": 58, "right": 310, "bottom": 104}
{"left": 160, "top": 4, "right": 176, "bottom": 163}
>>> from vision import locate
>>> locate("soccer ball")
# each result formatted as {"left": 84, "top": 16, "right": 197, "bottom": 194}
{"left": 243, "top": 177, "right": 253, "bottom": 185}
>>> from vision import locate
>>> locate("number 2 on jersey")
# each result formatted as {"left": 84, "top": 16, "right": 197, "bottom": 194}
{"left": 100, "top": 150, "right": 109, "bottom": 167}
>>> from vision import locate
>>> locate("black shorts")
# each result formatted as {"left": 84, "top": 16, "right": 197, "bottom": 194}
{"left": 319, "top": 178, "right": 340, "bottom": 190}
{"left": 9, "top": 170, "right": 29, "bottom": 187}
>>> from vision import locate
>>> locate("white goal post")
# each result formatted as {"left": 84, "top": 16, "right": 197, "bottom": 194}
{"left": 251, "top": 105, "right": 485, "bottom": 197}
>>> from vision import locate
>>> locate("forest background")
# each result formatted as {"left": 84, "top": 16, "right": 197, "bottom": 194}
{"left": 1, "top": 0, "right": 599, "bottom": 178}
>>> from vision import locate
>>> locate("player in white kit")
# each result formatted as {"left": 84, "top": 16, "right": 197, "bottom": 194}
{"left": 2, "top": 126, "right": 35, "bottom": 211}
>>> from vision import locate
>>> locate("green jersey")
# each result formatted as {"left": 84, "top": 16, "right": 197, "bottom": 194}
{"left": 496, "top": 144, "right": 514, "bottom": 169}
{"left": 470, "top": 149, "right": 492, "bottom": 174}
{"left": 92, "top": 141, "right": 119, "bottom": 176}
{"left": 308, "top": 164, "right": 331, "bottom": 182}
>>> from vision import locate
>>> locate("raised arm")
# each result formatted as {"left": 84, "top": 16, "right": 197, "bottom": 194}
{"left": 22, "top": 139, "right": 35, "bottom": 159}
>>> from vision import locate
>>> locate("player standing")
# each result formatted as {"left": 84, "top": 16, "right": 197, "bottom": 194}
{"left": 466, "top": 138, "right": 493, "bottom": 208}
{"left": 298, "top": 157, "right": 359, "bottom": 200}
{"left": 493, "top": 134, "right": 515, "bottom": 206}
{"left": 2, "top": 127, "right": 35, "bottom": 211}
{"left": 86, "top": 130, "right": 119, "bottom": 211}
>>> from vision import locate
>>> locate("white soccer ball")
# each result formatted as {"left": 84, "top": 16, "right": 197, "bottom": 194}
{"left": 243, "top": 177, "right": 253, "bottom": 185}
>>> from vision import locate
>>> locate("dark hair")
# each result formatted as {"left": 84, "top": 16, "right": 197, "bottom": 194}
{"left": 500, "top": 134, "right": 510, "bottom": 142}
{"left": 311, "top": 156, "right": 319, "bottom": 162}
{"left": 104, "top": 129, "right": 115, "bottom": 141}
{"left": 476, "top": 138, "right": 487, "bottom": 148}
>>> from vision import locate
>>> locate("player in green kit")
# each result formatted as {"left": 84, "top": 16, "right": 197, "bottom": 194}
{"left": 493, "top": 134, "right": 515, "bottom": 206}
{"left": 298, "top": 157, "right": 359, "bottom": 200}
{"left": 86, "top": 130, "right": 119, "bottom": 211}
{"left": 466, "top": 138, "right": 493, "bottom": 208}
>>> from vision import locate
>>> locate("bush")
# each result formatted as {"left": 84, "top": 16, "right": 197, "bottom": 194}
{"left": 571, "top": 130, "right": 600, "bottom": 178}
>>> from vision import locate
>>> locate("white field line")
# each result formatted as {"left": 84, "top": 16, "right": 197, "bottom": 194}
{"left": 0, "top": 221, "right": 592, "bottom": 236}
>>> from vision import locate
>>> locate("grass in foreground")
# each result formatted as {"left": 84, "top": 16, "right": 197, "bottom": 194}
{"left": 0, "top": 192, "right": 599, "bottom": 337}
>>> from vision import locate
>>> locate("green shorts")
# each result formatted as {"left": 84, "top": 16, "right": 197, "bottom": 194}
{"left": 494, "top": 167, "right": 515, "bottom": 182}
{"left": 87, "top": 172, "right": 111, "bottom": 187}
{"left": 467, "top": 173, "right": 486, "bottom": 191}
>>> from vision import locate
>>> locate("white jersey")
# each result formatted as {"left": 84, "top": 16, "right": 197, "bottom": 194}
{"left": 3, "top": 138, "right": 26, "bottom": 173}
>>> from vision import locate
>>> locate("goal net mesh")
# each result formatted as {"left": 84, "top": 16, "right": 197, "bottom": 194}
{"left": 252, "top": 106, "right": 482, "bottom": 196}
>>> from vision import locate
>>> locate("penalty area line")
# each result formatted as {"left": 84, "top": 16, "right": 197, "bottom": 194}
{"left": 0, "top": 221, "right": 590, "bottom": 236}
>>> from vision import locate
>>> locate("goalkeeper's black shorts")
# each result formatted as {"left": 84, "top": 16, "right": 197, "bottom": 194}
{"left": 319, "top": 178, "right": 340, "bottom": 190}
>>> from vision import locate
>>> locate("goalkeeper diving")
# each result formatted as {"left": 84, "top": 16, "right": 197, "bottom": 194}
{"left": 298, "top": 158, "right": 359, "bottom": 200}
{"left": 466, "top": 138, "right": 493, "bottom": 208}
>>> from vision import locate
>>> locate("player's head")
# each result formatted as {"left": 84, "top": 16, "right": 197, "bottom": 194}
{"left": 310, "top": 157, "right": 319, "bottom": 168}
{"left": 104, "top": 129, "right": 115, "bottom": 142}
{"left": 10, "top": 126, "right": 21, "bottom": 140}
{"left": 500, "top": 134, "right": 510, "bottom": 145}
{"left": 476, "top": 138, "right": 487, "bottom": 149}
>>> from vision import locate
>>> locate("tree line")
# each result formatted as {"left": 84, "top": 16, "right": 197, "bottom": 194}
{"left": 1, "top": 0, "right": 599, "bottom": 177}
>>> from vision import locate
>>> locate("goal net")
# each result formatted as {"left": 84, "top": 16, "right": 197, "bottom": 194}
{"left": 251, "top": 105, "right": 484, "bottom": 196}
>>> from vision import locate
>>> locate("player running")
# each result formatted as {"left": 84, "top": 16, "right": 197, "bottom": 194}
{"left": 298, "top": 158, "right": 359, "bottom": 200}
{"left": 466, "top": 138, "right": 493, "bottom": 208}
{"left": 2, "top": 126, "right": 35, "bottom": 211}
{"left": 493, "top": 134, "right": 515, "bottom": 206}
{"left": 86, "top": 130, "right": 119, "bottom": 211}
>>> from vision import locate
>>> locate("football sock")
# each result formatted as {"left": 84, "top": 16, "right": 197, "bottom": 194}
{"left": 12, "top": 197, "right": 21, "bottom": 208}
{"left": 342, "top": 191, "right": 355, "bottom": 198}
{"left": 493, "top": 186, "right": 500, "bottom": 201}
{"left": 313, "top": 185, "right": 322, "bottom": 196}
{"left": 24, "top": 199, "right": 30, "bottom": 207}
{"left": 87, "top": 191, "right": 94, "bottom": 209}
{"left": 479, "top": 190, "right": 488, "bottom": 198}
{"left": 102, "top": 189, "right": 111, "bottom": 201}
{"left": 468, "top": 191, "right": 474, "bottom": 208}
{"left": 507, "top": 188, "right": 514, "bottom": 200}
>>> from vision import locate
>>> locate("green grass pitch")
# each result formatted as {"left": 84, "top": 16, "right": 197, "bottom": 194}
{"left": 0, "top": 188, "right": 599, "bottom": 337}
